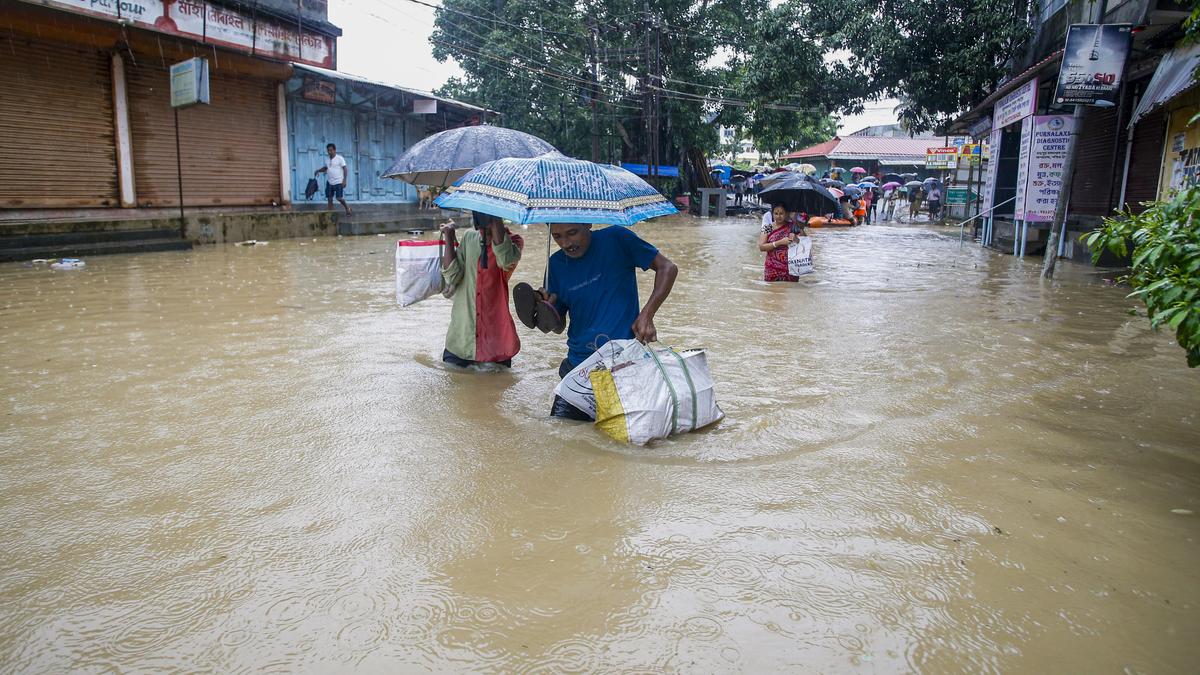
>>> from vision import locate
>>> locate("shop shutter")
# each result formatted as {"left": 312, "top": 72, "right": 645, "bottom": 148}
{"left": 1123, "top": 108, "right": 1165, "bottom": 214}
{"left": 0, "top": 37, "right": 117, "bottom": 208}
{"left": 127, "top": 62, "right": 279, "bottom": 206}
{"left": 1069, "top": 106, "right": 1122, "bottom": 217}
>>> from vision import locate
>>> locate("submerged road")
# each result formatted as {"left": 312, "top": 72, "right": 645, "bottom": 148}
{"left": 1, "top": 215, "right": 1197, "bottom": 672}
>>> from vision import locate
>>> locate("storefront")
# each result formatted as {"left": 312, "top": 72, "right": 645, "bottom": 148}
{"left": 1141, "top": 43, "right": 1200, "bottom": 200}
{"left": 285, "top": 64, "right": 494, "bottom": 205}
{"left": 0, "top": 33, "right": 119, "bottom": 208}
{"left": 125, "top": 53, "right": 288, "bottom": 206}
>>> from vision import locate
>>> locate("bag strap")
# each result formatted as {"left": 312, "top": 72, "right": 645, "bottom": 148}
{"left": 667, "top": 349, "right": 700, "bottom": 432}
{"left": 646, "top": 347, "right": 680, "bottom": 435}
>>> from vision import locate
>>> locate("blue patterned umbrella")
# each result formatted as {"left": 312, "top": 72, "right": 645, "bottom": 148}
{"left": 434, "top": 153, "right": 677, "bottom": 225}
{"left": 382, "top": 125, "right": 557, "bottom": 187}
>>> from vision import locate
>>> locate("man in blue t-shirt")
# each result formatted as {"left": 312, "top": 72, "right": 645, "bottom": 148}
{"left": 531, "top": 223, "right": 678, "bottom": 420}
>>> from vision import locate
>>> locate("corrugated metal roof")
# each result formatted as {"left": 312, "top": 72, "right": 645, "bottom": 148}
{"left": 782, "top": 136, "right": 939, "bottom": 162}
{"left": 291, "top": 63, "right": 494, "bottom": 115}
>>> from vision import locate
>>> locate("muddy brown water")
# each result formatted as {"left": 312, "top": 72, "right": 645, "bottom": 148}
{"left": 1, "top": 215, "right": 1198, "bottom": 672}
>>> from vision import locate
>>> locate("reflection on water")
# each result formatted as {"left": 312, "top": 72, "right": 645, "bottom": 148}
{"left": 1, "top": 217, "right": 1198, "bottom": 672}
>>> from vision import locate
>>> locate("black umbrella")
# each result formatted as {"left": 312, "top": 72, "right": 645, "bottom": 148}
{"left": 883, "top": 173, "right": 903, "bottom": 184}
{"left": 842, "top": 185, "right": 864, "bottom": 198}
{"left": 899, "top": 173, "right": 918, "bottom": 181}
{"left": 904, "top": 180, "right": 924, "bottom": 189}
{"left": 759, "top": 174, "right": 840, "bottom": 214}
{"left": 819, "top": 178, "right": 846, "bottom": 189}
{"left": 383, "top": 125, "right": 557, "bottom": 187}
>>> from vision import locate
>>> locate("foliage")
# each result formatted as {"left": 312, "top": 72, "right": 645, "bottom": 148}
{"left": 804, "top": 0, "right": 1032, "bottom": 132}
{"left": 429, "top": 0, "right": 850, "bottom": 167}
{"left": 1086, "top": 188, "right": 1200, "bottom": 368}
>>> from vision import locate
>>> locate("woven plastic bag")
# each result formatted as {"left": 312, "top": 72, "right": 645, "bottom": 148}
{"left": 395, "top": 239, "right": 445, "bottom": 306}
{"left": 586, "top": 340, "right": 724, "bottom": 445}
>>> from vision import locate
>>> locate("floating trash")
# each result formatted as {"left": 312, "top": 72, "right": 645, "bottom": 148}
{"left": 50, "top": 258, "right": 85, "bottom": 270}
{"left": 234, "top": 240, "right": 269, "bottom": 247}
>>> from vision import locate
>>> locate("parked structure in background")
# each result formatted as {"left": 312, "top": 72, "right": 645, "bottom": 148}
{"left": 846, "top": 124, "right": 942, "bottom": 140}
{"left": 948, "top": 0, "right": 1190, "bottom": 261}
{"left": 0, "top": 0, "right": 491, "bottom": 259}
{"left": 780, "top": 136, "right": 959, "bottom": 179}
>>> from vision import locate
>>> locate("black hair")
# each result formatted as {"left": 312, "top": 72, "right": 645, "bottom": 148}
{"left": 472, "top": 212, "right": 500, "bottom": 229}
{"left": 326, "top": 143, "right": 336, "bottom": 150}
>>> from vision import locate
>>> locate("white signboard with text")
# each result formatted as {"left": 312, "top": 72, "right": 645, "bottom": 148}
{"left": 981, "top": 127, "right": 1002, "bottom": 214}
{"left": 1013, "top": 118, "right": 1033, "bottom": 221}
{"left": 1019, "top": 115, "right": 1077, "bottom": 222}
{"left": 993, "top": 78, "right": 1038, "bottom": 130}
{"left": 22, "top": 0, "right": 333, "bottom": 67}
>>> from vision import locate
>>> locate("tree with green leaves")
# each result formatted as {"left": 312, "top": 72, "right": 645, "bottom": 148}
{"left": 429, "top": 0, "right": 852, "bottom": 168}
{"left": 804, "top": 0, "right": 1033, "bottom": 133}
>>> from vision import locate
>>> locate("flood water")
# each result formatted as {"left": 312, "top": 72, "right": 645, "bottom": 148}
{"left": 1, "top": 215, "right": 1198, "bottom": 672}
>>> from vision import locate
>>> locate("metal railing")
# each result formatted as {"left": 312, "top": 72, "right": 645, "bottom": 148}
{"left": 957, "top": 197, "right": 1017, "bottom": 247}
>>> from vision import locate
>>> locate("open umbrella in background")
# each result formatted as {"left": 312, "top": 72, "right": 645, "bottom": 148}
{"left": 883, "top": 173, "right": 903, "bottom": 184}
{"left": 842, "top": 185, "right": 864, "bottom": 199}
{"left": 850, "top": 167, "right": 867, "bottom": 175}
{"left": 860, "top": 175, "right": 878, "bottom": 183}
{"left": 905, "top": 180, "right": 924, "bottom": 189}
{"left": 758, "top": 174, "right": 840, "bottom": 215}
{"left": 798, "top": 163, "right": 817, "bottom": 175}
{"left": 882, "top": 181, "right": 902, "bottom": 190}
{"left": 382, "top": 125, "right": 557, "bottom": 187}
{"left": 827, "top": 187, "right": 844, "bottom": 198}
{"left": 819, "top": 178, "right": 846, "bottom": 190}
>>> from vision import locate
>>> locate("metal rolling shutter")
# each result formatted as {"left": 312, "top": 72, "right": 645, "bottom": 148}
{"left": 127, "top": 62, "right": 280, "bottom": 206}
{"left": 0, "top": 37, "right": 117, "bottom": 208}
{"left": 1123, "top": 108, "right": 1165, "bottom": 214}
{"left": 1069, "top": 106, "right": 1121, "bottom": 217}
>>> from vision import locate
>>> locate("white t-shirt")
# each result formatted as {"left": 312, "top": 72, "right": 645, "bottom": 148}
{"left": 325, "top": 154, "right": 348, "bottom": 185}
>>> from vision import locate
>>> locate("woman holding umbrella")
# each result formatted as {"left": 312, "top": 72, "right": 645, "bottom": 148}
{"left": 758, "top": 203, "right": 807, "bottom": 282}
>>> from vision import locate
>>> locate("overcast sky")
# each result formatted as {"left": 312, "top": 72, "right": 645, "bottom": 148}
{"left": 329, "top": 0, "right": 898, "bottom": 135}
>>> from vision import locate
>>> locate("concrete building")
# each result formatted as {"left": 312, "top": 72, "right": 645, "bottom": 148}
{"left": 948, "top": 0, "right": 1190, "bottom": 259}
{"left": 0, "top": 0, "right": 490, "bottom": 260}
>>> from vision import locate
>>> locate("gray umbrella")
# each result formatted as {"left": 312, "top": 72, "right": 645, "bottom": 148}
{"left": 382, "top": 125, "right": 557, "bottom": 187}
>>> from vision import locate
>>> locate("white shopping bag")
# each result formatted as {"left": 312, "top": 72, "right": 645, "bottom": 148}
{"left": 788, "top": 236, "right": 814, "bottom": 276}
{"left": 395, "top": 240, "right": 444, "bottom": 306}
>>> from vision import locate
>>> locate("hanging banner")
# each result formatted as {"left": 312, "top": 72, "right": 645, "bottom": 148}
{"left": 1019, "top": 115, "right": 1078, "bottom": 222}
{"left": 981, "top": 127, "right": 1002, "bottom": 214}
{"left": 993, "top": 78, "right": 1038, "bottom": 130}
{"left": 925, "top": 147, "right": 959, "bottom": 169}
{"left": 1053, "top": 24, "right": 1133, "bottom": 107}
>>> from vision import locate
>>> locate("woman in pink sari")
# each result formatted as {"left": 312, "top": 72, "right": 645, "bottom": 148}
{"left": 757, "top": 204, "right": 807, "bottom": 282}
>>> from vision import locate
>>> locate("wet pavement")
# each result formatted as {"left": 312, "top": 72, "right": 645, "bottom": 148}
{"left": 1, "top": 215, "right": 1198, "bottom": 672}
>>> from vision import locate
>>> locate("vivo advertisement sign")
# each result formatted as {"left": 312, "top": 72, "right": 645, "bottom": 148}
{"left": 1053, "top": 24, "right": 1133, "bottom": 107}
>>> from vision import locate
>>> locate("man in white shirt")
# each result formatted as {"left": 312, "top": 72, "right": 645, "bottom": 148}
{"left": 314, "top": 143, "right": 352, "bottom": 215}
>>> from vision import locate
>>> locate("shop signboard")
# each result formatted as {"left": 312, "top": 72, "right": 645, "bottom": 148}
{"left": 20, "top": 0, "right": 335, "bottom": 67}
{"left": 981, "top": 128, "right": 1002, "bottom": 213}
{"left": 992, "top": 77, "right": 1038, "bottom": 129}
{"left": 1013, "top": 117, "right": 1033, "bottom": 221}
{"left": 170, "top": 58, "right": 209, "bottom": 108}
{"left": 1018, "top": 115, "right": 1078, "bottom": 222}
{"left": 958, "top": 143, "right": 982, "bottom": 165}
{"left": 946, "top": 186, "right": 971, "bottom": 206}
{"left": 926, "top": 147, "right": 958, "bottom": 169}
{"left": 1053, "top": 24, "right": 1133, "bottom": 107}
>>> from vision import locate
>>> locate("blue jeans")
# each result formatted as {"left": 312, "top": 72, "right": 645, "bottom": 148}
{"left": 551, "top": 358, "right": 592, "bottom": 420}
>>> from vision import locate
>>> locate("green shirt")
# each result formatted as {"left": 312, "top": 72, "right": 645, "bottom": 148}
{"left": 441, "top": 228, "right": 522, "bottom": 361}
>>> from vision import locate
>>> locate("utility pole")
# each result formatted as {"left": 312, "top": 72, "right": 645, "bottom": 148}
{"left": 643, "top": 0, "right": 653, "bottom": 176}
{"left": 590, "top": 21, "right": 600, "bottom": 163}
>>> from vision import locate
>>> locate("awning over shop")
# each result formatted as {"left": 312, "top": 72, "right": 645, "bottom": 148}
{"left": 1128, "top": 41, "right": 1200, "bottom": 130}
{"left": 291, "top": 63, "right": 495, "bottom": 120}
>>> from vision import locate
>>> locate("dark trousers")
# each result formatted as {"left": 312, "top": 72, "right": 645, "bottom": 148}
{"left": 442, "top": 349, "right": 511, "bottom": 369}
{"left": 551, "top": 357, "right": 593, "bottom": 420}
